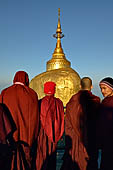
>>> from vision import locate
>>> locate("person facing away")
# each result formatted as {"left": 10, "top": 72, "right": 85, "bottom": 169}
{"left": 36, "top": 81, "right": 64, "bottom": 170}
{"left": 97, "top": 77, "right": 113, "bottom": 170}
{"left": 63, "top": 77, "right": 100, "bottom": 170}
{"left": 0, "top": 71, "right": 39, "bottom": 170}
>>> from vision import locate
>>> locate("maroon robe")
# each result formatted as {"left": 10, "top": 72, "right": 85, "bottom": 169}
{"left": 0, "top": 103, "right": 15, "bottom": 170}
{"left": 97, "top": 95, "right": 113, "bottom": 170}
{"left": 0, "top": 104, "right": 13, "bottom": 142}
{"left": 63, "top": 90, "right": 100, "bottom": 170}
{"left": 0, "top": 71, "right": 39, "bottom": 170}
{"left": 36, "top": 95, "right": 64, "bottom": 170}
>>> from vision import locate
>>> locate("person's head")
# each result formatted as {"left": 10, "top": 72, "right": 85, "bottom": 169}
{"left": 80, "top": 77, "right": 93, "bottom": 91}
{"left": 44, "top": 81, "right": 56, "bottom": 96}
{"left": 13, "top": 71, "right": 29, "bottom": 86}
{"left": 99, "top": 77, "right": 113, "bottom": 98}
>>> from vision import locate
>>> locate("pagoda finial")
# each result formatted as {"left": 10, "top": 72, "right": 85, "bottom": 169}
{"left": 58, "top": 8, "right": 60, "bottom": 19}
{"left": 46, "top": 9, "right": 70, "bottom": 71}
{"left": 53, "top": 8, "right": 64, "bottom": 39}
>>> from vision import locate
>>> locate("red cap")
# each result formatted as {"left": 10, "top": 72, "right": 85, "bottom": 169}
{"left": 44, "top": 82, "right": 56, "bottom": 94}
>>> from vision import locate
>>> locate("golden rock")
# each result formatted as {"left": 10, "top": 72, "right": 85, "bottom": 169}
{"left": 30, "top": 68, "right": 80, "bottom": 107}
{"left": 30, "top": 8, "right": 81, "bottom": 106}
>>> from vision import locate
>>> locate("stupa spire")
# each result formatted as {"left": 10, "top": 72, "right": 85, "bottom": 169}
{"left": 46, "top": 8, "right": 70, "bottom": 71}
{"left": 53, "top": 8, "right": 64, "bottom": 38}
{"left": 53, "top": 8, "right": 64, "bottom": 57}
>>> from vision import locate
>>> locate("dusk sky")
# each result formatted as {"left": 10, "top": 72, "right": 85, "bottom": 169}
{"left": 0, "top": 0, "right": 113, "bottom": 99}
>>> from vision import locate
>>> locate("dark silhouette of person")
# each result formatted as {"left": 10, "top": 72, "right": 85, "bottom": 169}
{"left": 60, "top": 135, "right": 80, "bottom": 170}
{"left": 0, "top": 103, "right": 16, "bottom": 170}
{"left": 64, "top": 77, "right": 100, "bottom": 170}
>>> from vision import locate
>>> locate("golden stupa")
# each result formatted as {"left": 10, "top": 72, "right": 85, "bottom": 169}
{"left": 30, "top": 9, "right": 81, "bottom": 107}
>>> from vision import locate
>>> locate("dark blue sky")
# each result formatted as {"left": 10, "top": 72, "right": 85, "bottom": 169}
{"left": 0, "top": 0, "right": 113, "bottom": 98}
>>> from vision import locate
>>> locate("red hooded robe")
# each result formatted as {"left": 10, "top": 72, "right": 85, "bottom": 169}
{"left": 36, "top": 95, "right": 64, "bottom": 170}
{"left": 0, "top": 71, "right": 39, "bottom": 170}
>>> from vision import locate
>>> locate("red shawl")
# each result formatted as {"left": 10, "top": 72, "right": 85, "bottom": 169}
{"left": 0, "top": 71, "right": 39, "bottom": 146}
{"left": 40, "top": 95, "right": 64, "bottom": 143}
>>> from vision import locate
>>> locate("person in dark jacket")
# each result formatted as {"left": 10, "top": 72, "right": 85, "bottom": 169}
{"left": 97, "top": 77, "right": 113, "bottom": 170}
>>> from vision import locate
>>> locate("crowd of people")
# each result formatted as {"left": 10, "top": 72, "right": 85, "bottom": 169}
{"left": 0, "top": 70, "right": 113, "bottom": 170}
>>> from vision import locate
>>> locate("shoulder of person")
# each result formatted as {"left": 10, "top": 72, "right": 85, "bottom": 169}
{"left": 91, "top": 93, "right": 100, "bottom": 103}
{"left": 1, "top": 86, "right": 12, "bottom": 94}
{"left": 68, "top": 91, "right": 80, "bottom": 104}
{"left": 55, "top": 97, "right": 63, "bottom": 105}
{"left": 27, "top": 87, "right": 38, "bottom": 100}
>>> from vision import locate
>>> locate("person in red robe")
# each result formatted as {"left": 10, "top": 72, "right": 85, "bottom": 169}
{"left": 0, "top": 71, "right": 39, "bottom": 170}
{"left": 61, "top": 77, "right": 100, "bottom": 170}
{"left": 36, "top": 81, "right": 64, "bottom": 170}
{"left": 0, "top": 103, "right": 16, "bottom": 170}
{"left": 97, "top": 77, "right": 113, "bottom": 170}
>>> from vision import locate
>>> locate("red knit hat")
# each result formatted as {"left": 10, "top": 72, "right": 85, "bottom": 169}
{"left": 44, "top": 81, "right": 56, "bottom": 94}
